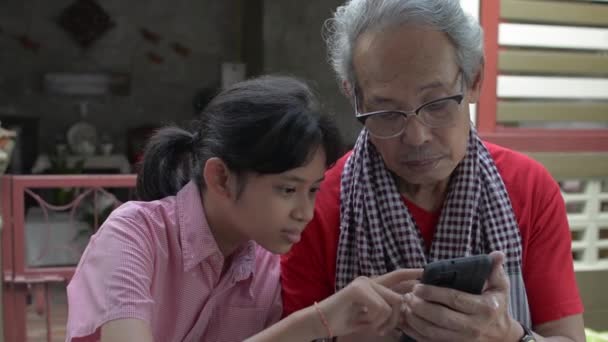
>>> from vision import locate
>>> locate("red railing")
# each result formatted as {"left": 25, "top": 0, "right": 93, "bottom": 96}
{"left": 1, "top": 174, "right": 136, "bottom": 342}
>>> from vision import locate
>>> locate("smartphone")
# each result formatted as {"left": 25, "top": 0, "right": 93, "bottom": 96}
{"left": 420, "top": 254, "right": 493, "bottom": 294}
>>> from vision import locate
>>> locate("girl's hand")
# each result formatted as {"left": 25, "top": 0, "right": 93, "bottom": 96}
{"left": 318, "top": 269, "right": 423, "bottom": 337}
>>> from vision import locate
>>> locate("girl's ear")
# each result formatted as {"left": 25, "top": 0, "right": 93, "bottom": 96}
{"left": 203, "top": 157, "right": 237, "bottom": 200}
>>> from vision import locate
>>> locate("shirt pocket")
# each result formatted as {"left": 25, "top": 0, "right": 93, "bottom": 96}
{"left": 205, "top": 306, "right": 267, "bottom": 342}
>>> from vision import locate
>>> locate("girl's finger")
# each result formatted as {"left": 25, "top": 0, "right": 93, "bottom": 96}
{"left": 376, "top": 299, "right": 403, "bottom": 336}
{"left": 392, "top": 280, "right": 420, "bottom": 294}
{"left": 370, "top": 281, "right": 405, "bottom": 306}
{"left": 367, "top": 282, "right": 402, "bottom": 332}
{"left": 374, "top": 269, "right": 423, "bottom": 288}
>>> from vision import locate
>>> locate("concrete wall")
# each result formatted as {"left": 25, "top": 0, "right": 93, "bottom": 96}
{"left": 0, "top": 0, "right": 240, "bottom": 158}
{"left": 263, "top": 0, "right": 361, "bottom": 145}
{"left": 0, "top": 0, "right": 363, "bottom": 162}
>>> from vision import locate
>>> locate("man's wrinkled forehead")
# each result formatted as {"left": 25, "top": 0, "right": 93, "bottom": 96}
{"left": 352, "top": 25, "right": 460, "bottom": 93}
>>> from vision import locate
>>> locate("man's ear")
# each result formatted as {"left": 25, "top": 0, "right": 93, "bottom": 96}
{"left": 203, "top": 157, "right": 236, "bottom": 199}
{"left": 342, "top": 80, "right": 353, "bottom": 98}
{"left": 468, "top": 64, "right": 484, "bottom": 104}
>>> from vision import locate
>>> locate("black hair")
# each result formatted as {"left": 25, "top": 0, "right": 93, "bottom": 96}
{"left": 136, "top": 75, "right": 343, "bottom": 201}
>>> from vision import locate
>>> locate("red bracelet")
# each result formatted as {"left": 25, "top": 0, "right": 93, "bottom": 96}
{"left": 313, "top": 301, "right": 333, "bottom": 338}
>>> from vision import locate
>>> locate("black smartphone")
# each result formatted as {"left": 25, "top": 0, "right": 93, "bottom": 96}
{"left": 420, "top": 254, "right": 493, "bottom": 294}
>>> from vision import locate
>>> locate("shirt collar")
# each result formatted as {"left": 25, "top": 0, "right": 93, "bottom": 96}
{"left": 177, "top": 181, "right": 220, "bottom": 271}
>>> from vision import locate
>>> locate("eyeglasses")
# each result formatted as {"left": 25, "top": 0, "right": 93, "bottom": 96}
{"left": 354, "top": 72, "right": 465, "bottom": 139}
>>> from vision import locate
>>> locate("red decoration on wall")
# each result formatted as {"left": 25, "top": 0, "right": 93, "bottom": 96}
{"left": 146, "top": 52, "right": 164, "bottom": 64}
{"left": 171, "top": 42, "right": 191, "bottom": 57}
{"left": 15, "top": 34, "right": 41, "bottom": 52}
{"left": 140, "top": 28, "right": 161, "bottom": 44}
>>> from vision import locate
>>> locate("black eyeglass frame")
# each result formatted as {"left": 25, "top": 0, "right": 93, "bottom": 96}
{"left": 353, "top": 71, "right": 466, "bottom": 139}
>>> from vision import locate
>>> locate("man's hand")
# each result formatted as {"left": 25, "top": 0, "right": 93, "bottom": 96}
{"left": 399, "top": 251, "right": 522, "bottom": 341}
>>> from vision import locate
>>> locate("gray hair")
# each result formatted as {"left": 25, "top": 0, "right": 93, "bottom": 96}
{"left": 324, "top": 0, "right": 484, "bottom": 88}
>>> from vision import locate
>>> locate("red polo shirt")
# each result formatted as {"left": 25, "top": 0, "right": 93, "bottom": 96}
{"left": 281, "top": 142, "right": 583, "bottom": 325}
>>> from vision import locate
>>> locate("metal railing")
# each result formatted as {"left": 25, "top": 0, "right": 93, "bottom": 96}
{"left": 1, "top": 174, "right": 136, "bottom": 342}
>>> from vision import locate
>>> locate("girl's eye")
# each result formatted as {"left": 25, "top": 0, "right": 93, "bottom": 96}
{"left": 276, "top": 186, "right": 296, "bottom": 196}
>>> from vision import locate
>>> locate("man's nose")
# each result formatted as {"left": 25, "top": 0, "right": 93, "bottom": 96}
{"left": 400, "top": 116, "right": 432, "bottom": 146}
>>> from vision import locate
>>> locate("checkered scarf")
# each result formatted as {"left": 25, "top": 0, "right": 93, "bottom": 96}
{"left": 336, "top": 128, "right": 531, "bottom": 326}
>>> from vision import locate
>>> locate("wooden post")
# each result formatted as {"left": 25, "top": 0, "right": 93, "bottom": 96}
{"left": 478, "top": 0, "right": 500, "bottom": 133}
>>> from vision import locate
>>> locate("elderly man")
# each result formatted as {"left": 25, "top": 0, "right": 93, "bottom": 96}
{"left": 280, "top": 0, "right": 585, "bottom": 341}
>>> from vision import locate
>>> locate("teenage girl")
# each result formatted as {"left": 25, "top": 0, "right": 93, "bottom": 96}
{"left": 66, "top": 76, "right": 416, "bottom": 342}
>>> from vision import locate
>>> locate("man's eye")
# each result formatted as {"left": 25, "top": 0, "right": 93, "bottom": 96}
{"left": 376, "top": 112, "right": 402, "bottom": 121}
{"left": 424, "top": 101, "right": 449, "bottom": 112}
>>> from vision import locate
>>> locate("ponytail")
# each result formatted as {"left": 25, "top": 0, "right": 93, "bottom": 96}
{"left": 136, "top": 126, "right": 195, "bottom": 201}
{"left": 136, "top": 75, "right": 343, "bottom": 202}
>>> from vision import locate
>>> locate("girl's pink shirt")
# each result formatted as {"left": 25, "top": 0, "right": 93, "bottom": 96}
{"left": 66, "top": 181, "right": 282, "bottom": 341}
